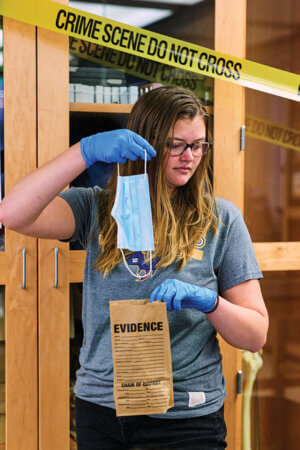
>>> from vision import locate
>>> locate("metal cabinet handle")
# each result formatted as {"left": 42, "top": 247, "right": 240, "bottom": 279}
{"left": 21, "top": 247, "right": 26, "bottom": 289}
{"left": 52, "top": 247, "right": 58, "bottom": 288}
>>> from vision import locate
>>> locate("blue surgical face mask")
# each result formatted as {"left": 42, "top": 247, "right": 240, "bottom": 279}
{"left": 111, "top": 151, "right": 155, "bottom": 279}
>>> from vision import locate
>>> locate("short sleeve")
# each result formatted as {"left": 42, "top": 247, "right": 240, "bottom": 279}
{"left": 217, "top": 213, "right": 262, "bottom": 294}
{"left": 58, "top": 186, "right": 101, "bottom": 248}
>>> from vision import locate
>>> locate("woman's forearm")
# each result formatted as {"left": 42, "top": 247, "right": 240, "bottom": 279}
{"left": 0, "top": 142, "right": 86, "bottom": 230}
{"left": 207, "top": 296, "right": 268, "bottom": 353}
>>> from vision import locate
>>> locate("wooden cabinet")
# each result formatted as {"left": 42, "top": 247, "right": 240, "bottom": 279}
{"left": 1, "top": 2, "right": 246, "bottom": 448}
{"left": 4, "top": 1, "right": 300, "bottom": 449}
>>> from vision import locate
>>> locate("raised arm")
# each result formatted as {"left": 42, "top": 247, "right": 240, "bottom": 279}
{"left": 0, "top": 142, "right": 85, "bottom": 239}
{"left": 0, "top": 130, "right": 156, "bottom": 240}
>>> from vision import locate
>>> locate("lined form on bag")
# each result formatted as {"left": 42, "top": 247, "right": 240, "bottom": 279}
{"left": 110, "top": 299, "right": 174, "bottom": 416}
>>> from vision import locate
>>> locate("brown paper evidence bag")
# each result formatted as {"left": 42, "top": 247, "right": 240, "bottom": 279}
{"left": 109, "top": 299, "right": 174, "bottom": 417}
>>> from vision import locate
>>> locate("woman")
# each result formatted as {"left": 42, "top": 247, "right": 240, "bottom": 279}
{"left": 0, "top": 86, "right": 268, "bottom": 449}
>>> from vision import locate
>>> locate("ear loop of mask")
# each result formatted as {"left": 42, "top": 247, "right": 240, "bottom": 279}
{"left": 118, "top": 149, "right": 153, "bottom": 280}
{"left": 121, "top": 249, "right": 153, "bottom": 280}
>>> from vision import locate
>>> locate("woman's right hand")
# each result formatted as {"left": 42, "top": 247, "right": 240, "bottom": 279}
{"left": 80, "top": 129, "right": 156, "bottom": 167}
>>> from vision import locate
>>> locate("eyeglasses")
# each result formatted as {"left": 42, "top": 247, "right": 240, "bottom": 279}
{"left": 167, "top": 140, "right": 212, "bottom": 157}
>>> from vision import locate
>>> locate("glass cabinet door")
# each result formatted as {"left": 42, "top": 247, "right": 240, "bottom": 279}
{"left": 243, "top": 0, "right": 300, "bottom": 448}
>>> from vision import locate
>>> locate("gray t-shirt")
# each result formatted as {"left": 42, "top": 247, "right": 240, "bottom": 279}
{"left": 59, "top": 186, "right": 262, "bottom": 418}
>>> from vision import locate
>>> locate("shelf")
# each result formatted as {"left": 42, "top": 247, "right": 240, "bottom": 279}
{"left": 70, "top": 103, "right": 213, "bottom": 115}
{"left": 69, "top": 103, "right": 133, "bottom": 113}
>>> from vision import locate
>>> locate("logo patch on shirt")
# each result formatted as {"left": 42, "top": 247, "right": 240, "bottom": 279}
{"left": 126, "top": 251, "right": 160, "bottom": 281}
{"left": 191, "top": 237, "right": 206, "bottom": 261}
{"left": 189, "top": 391, "right": 206, "bottom": 407}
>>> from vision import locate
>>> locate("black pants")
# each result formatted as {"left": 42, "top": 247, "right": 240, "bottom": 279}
{"left": 75, "top": 397, "right": 227, "bottom": 449}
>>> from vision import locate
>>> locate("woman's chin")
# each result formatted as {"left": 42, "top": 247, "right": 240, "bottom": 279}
{"left": 170, "top": 176, "right": 191, "bottom": 188}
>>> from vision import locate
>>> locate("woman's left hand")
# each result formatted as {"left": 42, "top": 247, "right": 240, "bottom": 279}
{"left": 149, "top": 279, "right": 218, "bottom": 313}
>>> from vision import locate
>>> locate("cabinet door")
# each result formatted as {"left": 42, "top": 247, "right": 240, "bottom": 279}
{"left": 37, "top": 23, "right": 70, "bottom": 450}
{"left": 2, "top": 17, "right": 38, "bottom": 450}
{"left": 243, "top": 1, "right": 300, "bottom": 448}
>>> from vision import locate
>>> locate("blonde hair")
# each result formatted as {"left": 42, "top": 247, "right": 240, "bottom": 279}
{"left": 95, "top": 86, "right": 218, "bottom": 275}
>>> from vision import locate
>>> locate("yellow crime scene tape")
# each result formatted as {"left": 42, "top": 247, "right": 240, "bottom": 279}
{"left": 0, "top": 0, "right": 300, "bottom": 102}
{"left": 245, "top": 115, "right": 300, "bottom": 152}
{"left": 69, "top": 37, "right": 212, "bottom": 100}
{"left": 69, "top": 38, "right": 300, "bottom": 153}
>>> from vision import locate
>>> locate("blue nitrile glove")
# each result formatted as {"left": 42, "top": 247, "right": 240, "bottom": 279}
{"left": 149, "top": 279, "right": 218, "bottom": 313}
{"left": 80, "top": 129, "right": 156, "bottom": 168}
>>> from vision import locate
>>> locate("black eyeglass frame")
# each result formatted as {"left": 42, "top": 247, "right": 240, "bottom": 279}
{"left": 166, "top": 141, "right": 212, "bottom": 157}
